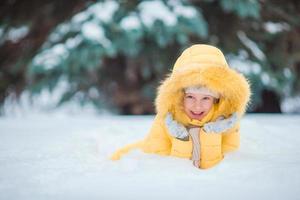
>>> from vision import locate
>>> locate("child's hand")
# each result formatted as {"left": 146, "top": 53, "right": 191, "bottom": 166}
{"left": 165, "top": 113, "right": 189, "bottom": 141}
{"left": 203, "top": 112, "right": 238, "bottom": 134}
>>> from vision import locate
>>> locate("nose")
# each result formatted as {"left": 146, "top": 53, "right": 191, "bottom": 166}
{"left": 193, "top": 103, "right": 202, "bottom": 112}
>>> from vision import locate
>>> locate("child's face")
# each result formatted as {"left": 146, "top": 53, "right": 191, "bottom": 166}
{"left": 183, "top": 92, "right": 215, "bottom": 120}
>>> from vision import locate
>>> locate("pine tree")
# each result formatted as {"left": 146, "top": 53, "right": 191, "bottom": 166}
{"left": 1, "top": 0, "right": 300, "bottom": 114}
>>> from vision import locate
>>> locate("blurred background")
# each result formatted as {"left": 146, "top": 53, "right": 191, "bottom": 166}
{"left": 0, "top": 0, "right": 299, "bottom": 115}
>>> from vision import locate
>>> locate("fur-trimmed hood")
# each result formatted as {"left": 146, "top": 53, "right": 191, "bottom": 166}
{"left": 155, "top": 44, "right": 251, "bottom": 123}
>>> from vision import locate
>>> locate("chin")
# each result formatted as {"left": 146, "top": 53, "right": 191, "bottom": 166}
{"left": 193, "top": 116, "right": 205, "bottom": 120}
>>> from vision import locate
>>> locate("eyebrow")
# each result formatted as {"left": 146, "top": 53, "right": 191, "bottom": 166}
{"left": 185, "top": 93, "right": 211, "bottom": 97}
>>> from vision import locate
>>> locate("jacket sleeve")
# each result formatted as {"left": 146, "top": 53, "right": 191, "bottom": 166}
{"left": 142, "top": 114, "right": 172, "bottom": 155}
{"left": 110, "top": 114, "right": 171, "bottom": 160}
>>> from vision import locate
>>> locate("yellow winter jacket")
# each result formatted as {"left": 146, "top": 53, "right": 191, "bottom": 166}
{"left": 111, "top": 44, "right": 251, "bottom": 169}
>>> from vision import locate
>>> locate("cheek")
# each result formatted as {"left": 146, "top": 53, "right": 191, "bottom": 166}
{"left": 202, "top": 101, "right": 214, "bottom": 111}
{"left": 183, "top": 99, "right": 193, "bottom": 110}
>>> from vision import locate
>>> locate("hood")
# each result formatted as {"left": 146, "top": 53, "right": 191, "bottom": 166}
{"left": 155, "top": 44, "right": 251, "bottom": 124}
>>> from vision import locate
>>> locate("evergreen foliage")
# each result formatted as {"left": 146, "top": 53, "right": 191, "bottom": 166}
{"left": 1, "top": 0, "right": 300, "bottom": 114}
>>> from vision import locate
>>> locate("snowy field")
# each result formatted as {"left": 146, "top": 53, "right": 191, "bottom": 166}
{"left": 1, "top": 113, "right": 300, "bottom": 200}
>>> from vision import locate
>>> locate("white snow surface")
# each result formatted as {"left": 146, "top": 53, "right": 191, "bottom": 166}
{"left": 1, "top": 113, "right": 300, "bottom": 200}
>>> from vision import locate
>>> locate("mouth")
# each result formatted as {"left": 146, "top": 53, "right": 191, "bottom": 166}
{"left": 190, "top": 111, "right": 205, "bottom": 118}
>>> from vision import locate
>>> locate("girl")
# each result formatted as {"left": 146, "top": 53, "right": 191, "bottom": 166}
{"left": 111, "top": 44, "right": 251, "bottom": 169}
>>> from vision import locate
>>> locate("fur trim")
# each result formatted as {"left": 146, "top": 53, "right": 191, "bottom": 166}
{"left": 155, "top": 45, "right": 251, "bottom": 120}
{"left": 165, "top": 113, "right": 189, "bottom": 140}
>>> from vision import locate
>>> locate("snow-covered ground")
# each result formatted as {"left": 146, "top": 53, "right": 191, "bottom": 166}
{"left": 1, "top": 113, "right": 300, "bottom": 200}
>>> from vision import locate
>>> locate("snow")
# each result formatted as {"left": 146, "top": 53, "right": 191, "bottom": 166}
{"left": 120, "top": 15, "right": 141, "bottom": 30}
{"left": 37, "top": 0, "right": 117, "bottom": 65}
{"left": 1, "top": 79, "right": 107, "bottom": 118}
{"left": 65, "top": 35, "right": 83, "bottom": 49}
{"left": 0, "top": 25, "right": 29, "bottom": 43}
{"left": 227, "top": 51, "right": 261, "bottom": 75}
{"left": 261, "top": 72, "right": 271, "bottom": 85}
{"left": 264, "top": 22, "right": 290, "bottom": 34}
{"left": 6, "top": 26, "right": 29, "bottom": 43}
{"left": 170, "top": 1, "right": 198, "bottom": 18}
{"left": 138, "top": 0, "right": 177, "bottom": 27}
{"left": 0, "top": 113, "right": 300, "bottom": 199}
{"left": 81, "top": 21, "right": 111, "bottom": 47}
{"left": 88, "top": 1, "right": 119, "bottom": 24}
{"left": 72, "top": 12, "right": 89, "bottom": 24}
{"left": 48, "top": 23, "right": 72, "bottom": 44}
{"left": 282, "top": 96, "right": 300, "bottom": 113}
{"left": 71, "top": 1, "right": 118, "bottom": 26}
{"left": 32, "top": 44, "right": 69, "bottom": 70}
{"left": 122, "top": 1, "right": 199, "bottom": 30}
{"left": 283, "top": 68, "right": 292, "bottom": 78}
{"left": 237, "top": 31, "right": 266, "bottom": 61}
